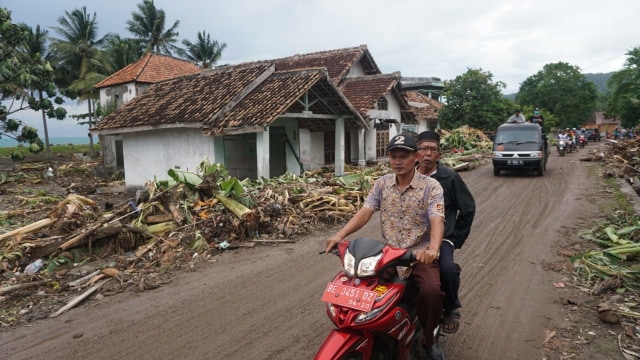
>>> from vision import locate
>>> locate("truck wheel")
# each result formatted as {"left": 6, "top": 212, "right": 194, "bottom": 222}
{"left": 493, "top": 168, "right": 500, "bottom": 176}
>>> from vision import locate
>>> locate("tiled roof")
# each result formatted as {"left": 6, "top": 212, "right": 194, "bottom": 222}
{"left": 205, "top": 68, "right": 365, "bottom": 134}
{"left": 93, "top": 62, "right": 275, "bottom": 130}
{"left": 275, "top": 45, "right": 380, "bottom": 84}
{"left": 339, "top": 74, "right": 398, "bottom": 113}
{"left": 406, "top": 91, "right": 442, "bottom": 121}
{"left": 94, "top": 53, "right": 201, "bottom": 89}
{"left": 594, "top": 111, "right": 619, "bottom": 125}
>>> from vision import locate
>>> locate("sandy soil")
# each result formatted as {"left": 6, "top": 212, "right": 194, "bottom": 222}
{"left": 0, "top": 150, "right": 630, "bottom": 359}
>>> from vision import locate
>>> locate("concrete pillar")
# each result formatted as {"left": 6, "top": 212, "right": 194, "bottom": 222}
{"left": 365, "top": 119, "right": 376, "bottom": 162}
{"left": 256, "top": 128, "right": 270, "bottom": 178}
{"left": 335, "top": 117, "right": 345, "bottom": 176}
{"left": 357, "top": 129, "right": 365, "bottom": 166}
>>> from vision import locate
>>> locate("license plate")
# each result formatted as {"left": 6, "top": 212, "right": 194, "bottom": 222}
{"left": 507, "top": 160, "right": 523, "bottom": 165}
{"left": 321, "top": 283, "right": 376, "bottom": 311}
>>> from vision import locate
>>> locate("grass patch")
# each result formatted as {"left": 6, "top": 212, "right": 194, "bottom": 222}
{"left": 0, "top": 144, "right": 93, "bottom": 159}
{"left": 604, "top": 177, "right": 634, "bottom": 213}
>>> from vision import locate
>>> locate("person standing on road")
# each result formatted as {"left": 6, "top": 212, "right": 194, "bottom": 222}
{"left": 325, "top": 134, "right": 446, "bottom": 360}
{"left": 416, "top": 130, "right": 476, "bottom": 335}
{"left": 529, "top": 108, "right": 545, "bottom": 129}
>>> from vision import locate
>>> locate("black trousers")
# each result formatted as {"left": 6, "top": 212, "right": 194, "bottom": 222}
{"left": 439, "top": 241, "right": 461, "bottom": 313}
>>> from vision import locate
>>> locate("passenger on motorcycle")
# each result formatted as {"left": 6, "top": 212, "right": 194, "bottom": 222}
{"left": 326, "top": 134, "right": 446, "bottom": 360}
{"left": 416, "top": 130, "right": 476, "bottom": 335}
{"left": 557, "top": 130, "right": 569, "bottom": 141}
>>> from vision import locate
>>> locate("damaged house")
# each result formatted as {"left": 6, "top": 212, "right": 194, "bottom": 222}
{"left": 92, "top": 45, "right": 417, "bottom": 187}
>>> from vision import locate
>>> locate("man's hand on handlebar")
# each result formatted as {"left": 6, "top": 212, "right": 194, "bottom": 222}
{"left": 325, "top": 236, "right": 343, "bottom": 254}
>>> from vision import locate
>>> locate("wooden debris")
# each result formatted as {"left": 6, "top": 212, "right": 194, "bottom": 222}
{"left": 50, "top": 278, "right": 112, "bottom": 318}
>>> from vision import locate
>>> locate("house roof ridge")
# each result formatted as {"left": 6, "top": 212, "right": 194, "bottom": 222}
{"left": 273, "top": 44, "right": 367, "bottom": 61}
{"left": 341, "top": 72, "right": 401, "bottom": 82}
{"left": 201, "top": 60, "right": 275, "bottom": 76}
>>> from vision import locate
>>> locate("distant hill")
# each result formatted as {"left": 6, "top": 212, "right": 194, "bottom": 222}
{"left": 584, "top": 72, "right": 613, "bottom": 93}
{"left": 503, "top": 71, "right": 614, "bottom": 100}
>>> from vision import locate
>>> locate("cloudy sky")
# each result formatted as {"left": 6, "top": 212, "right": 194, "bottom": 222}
{"left": 4, "top": 0, "right": 639, "bottom": 138}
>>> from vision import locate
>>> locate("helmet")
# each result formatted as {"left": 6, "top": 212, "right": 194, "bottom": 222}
{"left": 572, "top": 128, "right": 576, "bottom": 131}
{"left": 566, "top": 128, "right": 570, "bottom": 131}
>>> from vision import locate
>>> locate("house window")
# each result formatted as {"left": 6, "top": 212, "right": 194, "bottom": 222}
{"left": 376, "top": 97, "right": 388, "bottom": 111}
{"left": 376, "top": 130, "right": 389, "bottom": 158}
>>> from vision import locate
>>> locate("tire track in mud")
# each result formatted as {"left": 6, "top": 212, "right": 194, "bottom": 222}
{"left": 446, "top": 152, "right": 598, "bottom": 359}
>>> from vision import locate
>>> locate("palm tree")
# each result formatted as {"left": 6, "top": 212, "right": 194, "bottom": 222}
{"left": 102, "top": 34, "right": 143, "bottom": 74}
{"left": 49, "top": 7, "right": 110, "bottom": 155}
{"left": 127, "top": 0, "right": 180, "bottom": 55}
{"left": 16, "top": 24, "right": 56, "bottom": 157}
{"left": 177, "top": 30, "right": 227, "bottom": 69}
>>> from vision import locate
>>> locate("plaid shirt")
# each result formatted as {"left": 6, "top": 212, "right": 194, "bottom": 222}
{"left": 364, "top": 171, "right": 445, "bottom": 249}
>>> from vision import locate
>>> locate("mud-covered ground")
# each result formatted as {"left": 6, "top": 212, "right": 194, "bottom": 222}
{"left": 1, "top": 148, "right": 640, "bottom": 359}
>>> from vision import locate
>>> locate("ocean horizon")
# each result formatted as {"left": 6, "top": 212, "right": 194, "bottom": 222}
{"left": 0, "top": 136, "right": 91, "bottom": 148}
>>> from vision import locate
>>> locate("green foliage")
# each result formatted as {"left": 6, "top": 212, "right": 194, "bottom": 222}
{"left": 0, "top": 8, "right": 56, "bottom": 147}
{"left": 606, "top": 46, "right": 640, "bottom": 128}
{"left": 438, "top": 68, "right": 509, "bottom": 131}
{"left": 46, "top": 254, "right": 72, "bottom": 273}
{"left": 518, "top": 62, "right": 598, "bottom": 129}
{"left": 177, "top": 30, "right": 226, "bottom": 69}
{"left": 127, "top": 0, "right": 181, "bottom": 55}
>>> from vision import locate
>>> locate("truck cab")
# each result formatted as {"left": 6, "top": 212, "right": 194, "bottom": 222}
{"left": 492, "top": 123, "right": 548, "bottom": 176}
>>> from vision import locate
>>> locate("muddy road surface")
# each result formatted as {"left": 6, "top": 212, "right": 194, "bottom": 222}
{"left": 2, "top": 152, "right": 601, "bottom": 359}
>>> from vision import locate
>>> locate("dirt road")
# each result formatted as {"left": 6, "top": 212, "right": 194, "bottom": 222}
{"left": 1, "top": 151, "right": 603, "bottom": 359}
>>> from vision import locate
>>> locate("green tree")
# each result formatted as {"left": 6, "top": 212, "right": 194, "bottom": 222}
{"left": 438, "top": 68, "right": 510, "bottom": 131}
{"left": 177, "top": 30, "right": 226, "bottom": 69}
{"left": 0, "top": 8, "right": 56, "bottom": 153}
{"left": 518, "top": 62, "right": 597, "bottom": 129}
{"left": 102, "top": 34, "right": 143, "bottom": 74}
{"left": 49, "top": 7, "right": 110, "bottom": 155}
{"left": 127, "top": 0, "right": 180, "bottom": 55}
{"left": 17, "top": 24, "right": 68, "bottom": 157}
{"left": 606, "top": 47, "right": 640, "bottom": 128}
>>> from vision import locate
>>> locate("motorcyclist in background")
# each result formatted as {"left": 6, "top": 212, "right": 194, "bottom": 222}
{"left": 570, "top": 128, "right": 578, "bottom": 152}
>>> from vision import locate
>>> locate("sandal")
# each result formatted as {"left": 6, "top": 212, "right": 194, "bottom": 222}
{"left": 442, "top": 309, "right": 461, "bottom": 334}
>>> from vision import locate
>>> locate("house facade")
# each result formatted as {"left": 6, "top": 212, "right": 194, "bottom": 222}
{"left": 94, "top": 53, "right": 201, "bottom": 169}
{"left": 92, "top": 45, "right": 417, "bottom": 187}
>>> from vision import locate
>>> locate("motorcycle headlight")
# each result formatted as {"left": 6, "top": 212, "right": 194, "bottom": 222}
{"left": 357, "top": 253, "right": 383, "bottom": 277}
{"left": 343, "top": 250, "right": 355, "bottom": 277}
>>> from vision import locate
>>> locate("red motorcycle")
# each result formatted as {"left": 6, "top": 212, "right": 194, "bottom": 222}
{"left": 315, "top": 238, "right": 441, "bottom": 360}
{"left": 577, "top": 134, "right": 587, "bottom": 149}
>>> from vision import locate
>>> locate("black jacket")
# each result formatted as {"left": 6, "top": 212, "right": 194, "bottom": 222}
{"left": 430, "top": 162, "right": 476, "bottom": 249}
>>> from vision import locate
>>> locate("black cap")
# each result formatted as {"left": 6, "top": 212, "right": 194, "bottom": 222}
{"left": 417, "top": 130, "right": 440, "bottom": 144}
{"left": 386, "top": 134, "right": 417, "bottom": 152}
{"left": 515, "top": 109, "right": 521, "bottom": 112}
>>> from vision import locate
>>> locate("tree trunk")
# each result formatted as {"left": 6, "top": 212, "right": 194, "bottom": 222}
{"left": 38, "top": 89, "right": 51, "bottom": 159}
{"left": 87, "top": 100, "right": 95, "bottom": 156}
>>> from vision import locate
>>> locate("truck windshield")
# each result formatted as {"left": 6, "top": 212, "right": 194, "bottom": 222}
{"left": 495, "top": 131, "right": 539, "bottom": 144}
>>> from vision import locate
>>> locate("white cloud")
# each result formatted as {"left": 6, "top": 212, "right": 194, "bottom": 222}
{"left": 5, "top": 0, "right": 639, "bottom": 137}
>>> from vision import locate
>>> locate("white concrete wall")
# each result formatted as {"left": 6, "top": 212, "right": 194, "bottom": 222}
{"left": 299, "top": 128, "right": 311, "bottom": 170}
{"left": 122, "top": 128, "right": 215, "bottom": 187}
{"left": 309, "top": 131, "right": 325, "bottom": 169}
{"left": 99, "top": 82, "right": 137, "bottom": 109}
{"left": 345, "top": 62, "right": 365, "bottom": 78}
